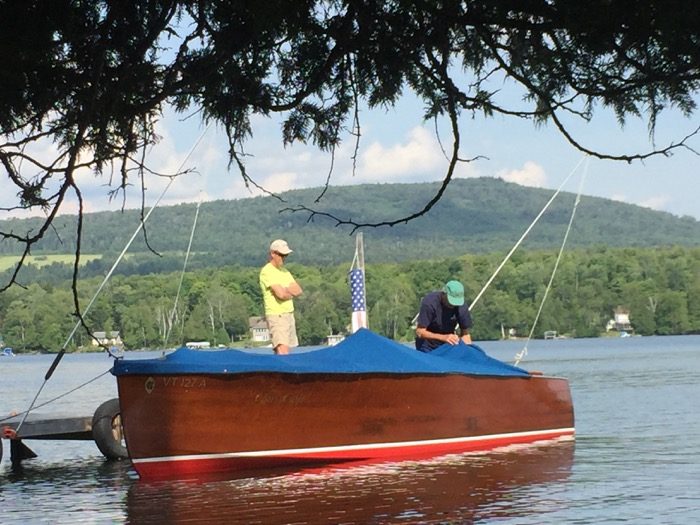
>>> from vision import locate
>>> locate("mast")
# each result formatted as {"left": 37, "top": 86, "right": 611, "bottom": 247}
{"left": 356, "top": 232, "right": 365, "bottom": 274}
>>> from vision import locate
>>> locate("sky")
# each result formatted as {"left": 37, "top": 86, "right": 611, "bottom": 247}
{"left": 3, "top": 84, "right": 699, "bottom": 224}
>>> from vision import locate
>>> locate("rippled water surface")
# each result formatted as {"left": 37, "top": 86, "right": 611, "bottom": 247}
{"left": 2, "top": 336, "right": 699, "bottom": 524}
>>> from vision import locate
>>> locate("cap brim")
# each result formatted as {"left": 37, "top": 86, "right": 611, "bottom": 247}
{"left": 447, "top": 296, "right": 464, "bottom": 306}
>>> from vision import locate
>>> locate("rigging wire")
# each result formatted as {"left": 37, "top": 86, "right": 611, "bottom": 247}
{"left": 163, "top": 192, "right": 204, "bottom": 348}
{"left": 0, "top": 370, "right": 112, "bottom": 424}
{"left": 469, "top": 155, "right": 586, "bottom": 312}
{"left": 14, "top": 124, "right": 212, "bottom": 434}
{"left": 408, "top": 157, "right": 586, "bottom": 330}
{"left": 514, "top": 157, "right": 589, "bottom": 366}
{"left": 410, "top": 155, "right": 587, "bottom": 330}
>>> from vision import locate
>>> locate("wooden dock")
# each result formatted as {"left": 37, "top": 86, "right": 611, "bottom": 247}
{"left": 1, "top": 399, "right": 127, "bottom": 464}
{"left": 3, "top": 413, "right": 94, "bottom": 440}
{"left": 1, "top": 414, "right": 94, "bottom": 463}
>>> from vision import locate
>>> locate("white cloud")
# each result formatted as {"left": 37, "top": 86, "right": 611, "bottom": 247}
{"left": 358, "top": 127, "right": 443, "bottom": 180}
{"left": 639, "top": 195, "right": 671, "bottom": 212}
{"left": 497, "top": 161, "right": 547, "bottom": 187}
{"left": 250, "top": 171, "right": 300, "bottom": 196}
{"left": 205, "top": 125, "right": 458, "bottom": 195}
{"left": 601, "top": 192, "right": 674, "bottom": 215}
{"left": 609, "top": 193, "right": 630, "bottom": 204}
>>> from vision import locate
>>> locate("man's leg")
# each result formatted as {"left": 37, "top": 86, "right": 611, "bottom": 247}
{"left": 268, "top": 313, "right": 293, "bottom": 355}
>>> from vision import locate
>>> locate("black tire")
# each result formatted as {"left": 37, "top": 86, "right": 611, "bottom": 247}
{"left": 92, "top": 398, "right": 128, "bottom": 460}
{"left": 0, "top": 435, "right": 3, "bottom": 463}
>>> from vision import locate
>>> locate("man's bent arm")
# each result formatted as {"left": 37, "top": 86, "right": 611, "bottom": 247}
{"left": 286, "top": 281, "right": 302, "bottom": 297}
{"left": 270, "top": 283, "right": 300, "bottom": 300}
{"left": 416, "top": 327, "right": 459, "bottom": 345}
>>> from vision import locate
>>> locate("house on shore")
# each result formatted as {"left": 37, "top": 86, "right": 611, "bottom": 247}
{"left": 606, "top": 306, "right": 634, "bottom": 334}
{"left": 326, "top": 333, "right": 345, "bottom": 346}
{"left": 249, "top": 316, "right": 270, "bottom": 343}
{"left": 92, "top": 331, "right": 124, "bottom": 349}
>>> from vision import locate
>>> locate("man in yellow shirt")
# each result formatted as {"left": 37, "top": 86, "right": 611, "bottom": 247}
{"left": 259, "top": 239, "right": 303, "bottom": 355}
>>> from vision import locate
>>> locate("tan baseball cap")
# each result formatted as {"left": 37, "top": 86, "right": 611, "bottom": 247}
{"left": 269, "top": 239, "right": 293, "bottom": 255}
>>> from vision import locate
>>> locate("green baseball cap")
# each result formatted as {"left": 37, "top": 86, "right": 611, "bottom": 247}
{"left": 443, "top": 280, "right": 465, "bottom": 306}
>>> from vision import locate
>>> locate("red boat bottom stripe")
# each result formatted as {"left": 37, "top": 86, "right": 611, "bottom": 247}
{"left": 132, "top": 427, "right": 575, "bottom": 477}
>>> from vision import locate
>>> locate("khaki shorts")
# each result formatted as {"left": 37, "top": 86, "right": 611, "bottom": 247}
{"left": 266, "top": 313, "right": 299, "bottom": 349}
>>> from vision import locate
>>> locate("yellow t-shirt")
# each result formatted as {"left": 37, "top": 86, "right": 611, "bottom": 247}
{"left": 259, "top": 262, "right": 296, "bottom": 314}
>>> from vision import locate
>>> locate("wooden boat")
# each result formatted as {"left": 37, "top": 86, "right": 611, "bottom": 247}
{"left": 112, "top": 329, "right": 574, "bottom": 479}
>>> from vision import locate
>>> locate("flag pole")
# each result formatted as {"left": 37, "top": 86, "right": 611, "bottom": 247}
{"left": 349, "top": 233, "right": 368, "bottom": 332}
{"left": 356, "top": 233, "right": 367, "bottom": 328}
{"left": 355, "top": 232, "right": 365, "bottom": 274}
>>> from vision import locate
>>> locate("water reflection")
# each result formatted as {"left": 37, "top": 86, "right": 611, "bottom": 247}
{"left": 3, "top": 458, "right": 133, "bottom": 523}
{"left": 126, "top": 441, "right": 574, "bottom": 524}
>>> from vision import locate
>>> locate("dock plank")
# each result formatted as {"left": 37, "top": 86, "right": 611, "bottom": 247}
{"left": 2, "top": 414, "right": 93, "bottom": 441}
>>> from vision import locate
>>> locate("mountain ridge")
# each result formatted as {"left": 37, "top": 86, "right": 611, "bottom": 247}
{"left": 1, "top": 177, "right": 699, "bottom": 271}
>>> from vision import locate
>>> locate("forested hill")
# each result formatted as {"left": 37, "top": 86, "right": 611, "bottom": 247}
{"left": 2, "top": 177, "right": 699, "bottom": 272}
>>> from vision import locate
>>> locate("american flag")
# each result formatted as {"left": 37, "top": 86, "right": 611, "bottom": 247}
{"left": 349, "top": 268, "right": 368, "bottom": 332}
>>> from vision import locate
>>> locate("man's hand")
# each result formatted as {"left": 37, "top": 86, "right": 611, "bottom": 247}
{"left": 287, "top": 282, "right": 302, "bottom": 297}
{"left": 443, "top": 333, "right": 459, "bottom": 345}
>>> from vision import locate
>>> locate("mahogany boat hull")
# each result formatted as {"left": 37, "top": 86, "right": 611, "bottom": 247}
{"left": 116, "top": 371, "right": 574, "bottom": 479}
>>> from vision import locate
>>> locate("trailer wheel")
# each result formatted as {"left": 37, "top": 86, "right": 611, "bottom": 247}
{"left": 92, "top": 398, "right": 128, "bottom": 460}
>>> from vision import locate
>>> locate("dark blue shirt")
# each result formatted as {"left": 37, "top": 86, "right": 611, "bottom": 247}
{"left": 415, "top": 291, "right": 472, "bottom": 352}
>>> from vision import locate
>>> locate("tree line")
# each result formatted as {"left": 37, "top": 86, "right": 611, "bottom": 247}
{"left": 1, "top": 245, "right": 698, "bottom": 353}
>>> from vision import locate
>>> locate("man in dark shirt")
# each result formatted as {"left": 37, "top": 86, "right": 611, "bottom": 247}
{"left": 415, "top": 280, "right": 473, "bottom": 352}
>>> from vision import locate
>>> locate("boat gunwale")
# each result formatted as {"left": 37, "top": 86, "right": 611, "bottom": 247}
{"left": 112, "top": 368, "right": 568, "bottom": 381}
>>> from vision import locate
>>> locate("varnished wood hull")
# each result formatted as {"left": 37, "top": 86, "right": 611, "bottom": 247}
{"left": 117, "top": 371, "right": 574, "bottom": 479}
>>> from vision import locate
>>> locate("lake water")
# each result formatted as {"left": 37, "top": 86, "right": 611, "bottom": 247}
{"left": 1, "top": 335, "right": 699, "bottom": 524}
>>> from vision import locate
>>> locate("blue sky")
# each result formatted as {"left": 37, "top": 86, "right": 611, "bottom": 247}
{"left": 3, "top": 87, "right": 699, "bottom": 222}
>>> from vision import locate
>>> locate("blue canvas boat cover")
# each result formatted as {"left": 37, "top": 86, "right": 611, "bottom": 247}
{"left": 111, "top": 328, "right": 529, "bottom": 377}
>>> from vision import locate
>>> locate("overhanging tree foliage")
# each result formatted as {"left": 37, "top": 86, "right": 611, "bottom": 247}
{"left": 2, "top": 1, "right": 700, "bottom": 309}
